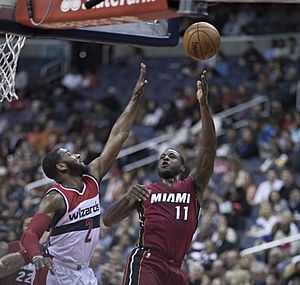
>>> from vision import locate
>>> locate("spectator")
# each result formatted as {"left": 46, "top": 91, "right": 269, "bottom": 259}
{"left": 242, "top": 41, "right": 264, "bottom": 67}
{"left": 279, "top": 168, "right": 299, "bottom": 201}
{"left": 266, "top": 247, "right": 284, "bottom": 274}
{"left": 223, "top": 249, "right": 240, "bottom": 271}
{"left": 272, "top": 211, "right": 300, "bottom": 255}
{"left": 253, "top": 169, "right": 283, "bottom": 204}
{"left": 100, "top": 86, "right": 122, "bottom": 115}
{"left": 265, "top": 272, "right": 279, "bottom": 285}
{"left": 190, "top": 240, "right": 218, "bottom": 270}
{"left": 287, "top": 37, "right": 300, "bottom": 61}
{"left": 224, "top": 269, "right": 251, "bottom": 285}
{"left": 236, "top": 170, "right": 257, "bottom": 206}
{"left": 288, "top": 187, "right": 300, "bottom": 216}
{"left": 187, "top": 261, "right": 204, "bottom": 285}
{"left": 250, "top": 261, "right": 268, "bottom": 285}
{"left": 237, "top": 127, "right": 259, "bottom": 159}
{"left": 142, "top": 100, "right": 163, "bottom": 127}
{"left": 240, "top": 254, "right": 255, "bottom": 272}
{"left": 210, "top": 259, "right": 225, "bottom": 279}
{"left": 283, "top": 255, "right": 300, "bottom": 284}
{"left": 272, "top": 38, "right": 289, "bottom": 60}
{"left": 212, "top": 223, "right": 236, "bottom": 254}
{"left": 222, "top": 14, "right": 241, "bottom": 35}
{"left": 257, "top": 123, "right": 278, "bottom": 160}
{"left": 248, "top": 202, "right": 278, "bottom": 239}
{"left": 268, "top": 190, "right": 289, "bottom": 214}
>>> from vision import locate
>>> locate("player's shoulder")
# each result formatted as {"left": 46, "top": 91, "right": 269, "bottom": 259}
{"left": 178, "top": 175, "right": 194, "bottom": 184}
{"left": 82, "top": 173, "right": 100, "bottom": 185}
{"left": 42, "top": 189, "right": 66, "bottom": 211}
{"left": 45, "top": 188, "right": 65, "bottom": 200}
{"left": 176, "top": 176, "right": 195, "bottom": 190}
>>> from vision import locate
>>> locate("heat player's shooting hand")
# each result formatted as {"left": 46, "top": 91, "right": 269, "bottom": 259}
{"left": 197, "top": 70, "right": 208, "bottom": 105}
{"left": 126, "top": 184, "right": 150, "bottom": 203}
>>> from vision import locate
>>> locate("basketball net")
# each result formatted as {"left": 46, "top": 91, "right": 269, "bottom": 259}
{"left": 0, "top": 34, "right": 26, "bottom": 102}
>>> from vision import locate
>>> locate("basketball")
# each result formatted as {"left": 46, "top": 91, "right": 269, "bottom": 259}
{"left": 183, "top": 22, "right": 221, "bottom": 61}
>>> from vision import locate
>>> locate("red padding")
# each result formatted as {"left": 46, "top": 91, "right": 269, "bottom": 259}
{"left": 21, "top": 214, "right": 52, "bottom": 261}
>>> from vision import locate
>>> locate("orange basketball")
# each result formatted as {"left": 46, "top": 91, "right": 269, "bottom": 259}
{"left": 183, "top": 22, "right": 221, "bottom": 61}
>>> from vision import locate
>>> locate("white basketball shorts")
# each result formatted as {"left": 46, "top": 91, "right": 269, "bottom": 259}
{"left": 46, "top": 260, "right": 97, "bottom": 285}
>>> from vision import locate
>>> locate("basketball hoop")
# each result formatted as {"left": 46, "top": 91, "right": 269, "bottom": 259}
{"left": 0, "top": 34, "right": 26, "bottom": 102}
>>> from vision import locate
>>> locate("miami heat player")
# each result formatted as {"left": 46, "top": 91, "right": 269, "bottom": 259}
{"left": 0, "top": 217, "right": 49, "bottom": 285}
{"left": 20, "top": 63, "right": 147, "bottom": 285}
{"left": 103, "top": 70, "right": 216, "bottom": 285}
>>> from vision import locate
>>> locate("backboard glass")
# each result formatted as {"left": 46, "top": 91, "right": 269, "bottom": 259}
{"left": 0, "top": 0, "right": 180, "bottom": 47}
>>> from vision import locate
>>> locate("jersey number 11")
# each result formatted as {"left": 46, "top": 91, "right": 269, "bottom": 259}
{"left": 175, "top": 206, "right": 189, "bottom": 221}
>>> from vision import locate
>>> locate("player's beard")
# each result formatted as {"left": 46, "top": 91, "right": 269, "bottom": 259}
{"left": 157, "top": 167, "right": 177, "bottom": 179}
{"left": 65, "top": 161, "right": 88, "bottom": 176}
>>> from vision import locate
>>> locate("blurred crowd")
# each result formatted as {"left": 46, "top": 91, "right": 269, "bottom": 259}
{"left": 0, "top": 36, "right": 300, "bottom": 285}
{"left": 182, "top": 3, "right": 300, "bottom": 36}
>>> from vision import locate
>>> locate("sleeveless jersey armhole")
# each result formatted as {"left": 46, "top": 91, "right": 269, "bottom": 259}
{"left": 46, "top": 189, "right": 68, "bottom": 228}
{"left": 83, "top": 173, "right": 101, "bottom": 194}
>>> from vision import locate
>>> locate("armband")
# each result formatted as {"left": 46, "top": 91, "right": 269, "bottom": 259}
{"left": 21, "top": 214, "right": 52, "bottom": 261}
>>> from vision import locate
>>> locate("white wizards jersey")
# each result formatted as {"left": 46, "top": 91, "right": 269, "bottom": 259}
{"left": 46, "top": 174, "right": 100, "bottom": 268}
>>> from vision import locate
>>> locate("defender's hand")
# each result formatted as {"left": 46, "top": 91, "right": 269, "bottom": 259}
{"left": 133, "top": 63, "right": 148, "bottom": 98}
{"left": 33, "top": 256, "right": 55, "bottom": 274}
{"left": 197, "top": 70, "right": 208, "bottom": 105}
{"left": 126, "top": 184, "right": 150, "bottom": 202}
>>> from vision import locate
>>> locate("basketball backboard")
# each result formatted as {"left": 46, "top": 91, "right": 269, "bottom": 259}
{"left": 0, "top": 0, "right": 181, "bottom": 47}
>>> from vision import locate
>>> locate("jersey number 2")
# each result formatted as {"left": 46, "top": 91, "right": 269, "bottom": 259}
{"left": 85, "top": 219, "right": 93, "bottom": 243}
{"left": 175, "top": 206, "right": 189, "bottom": 221}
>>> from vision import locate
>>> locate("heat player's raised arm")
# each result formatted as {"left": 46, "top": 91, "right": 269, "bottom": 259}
{"left": 191, "top": 71, "right": 216, "bottom": 203}
{"left": 88, "top": 64, "right": 147, "bottom": 181}
{"left": 102, "top": 184, "right": 150, "bottom": 226}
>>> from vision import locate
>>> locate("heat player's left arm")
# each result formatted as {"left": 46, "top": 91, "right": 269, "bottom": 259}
{"left": 102, "top": 196, "right": 138, "bottom": 227}
{"left": 103, "top": 184, "right": 150, "bottom": 226}
{"left": 192, "top": 71, "right": 216, "bottom": 203}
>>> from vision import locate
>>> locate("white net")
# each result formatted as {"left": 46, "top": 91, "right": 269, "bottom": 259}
{"left": 0, "top": 34, "right": 26, "bottom": 102}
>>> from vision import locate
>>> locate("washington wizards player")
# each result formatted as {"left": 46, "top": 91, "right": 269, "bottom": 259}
{"left": 20, "top": 63, "right": 148, "bottom": 285}
{"left": 103, "top": 70, "right": 216, "bottom": 285}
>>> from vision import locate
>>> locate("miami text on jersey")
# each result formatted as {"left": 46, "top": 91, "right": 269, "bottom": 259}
{"left": 150, "top": 193, "right": 191, "bottom": 204}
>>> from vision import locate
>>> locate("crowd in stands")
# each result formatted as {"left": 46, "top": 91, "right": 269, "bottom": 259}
{"left": 0, "top": 34, "right": 300, "bottom": 285}
{"left": 181, "top": 4, "right": 300, "bottom": 36}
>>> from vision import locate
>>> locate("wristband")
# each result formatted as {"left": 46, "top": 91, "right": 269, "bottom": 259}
{"left": 21, "top": 213, "right": 52, "bottom": 261}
